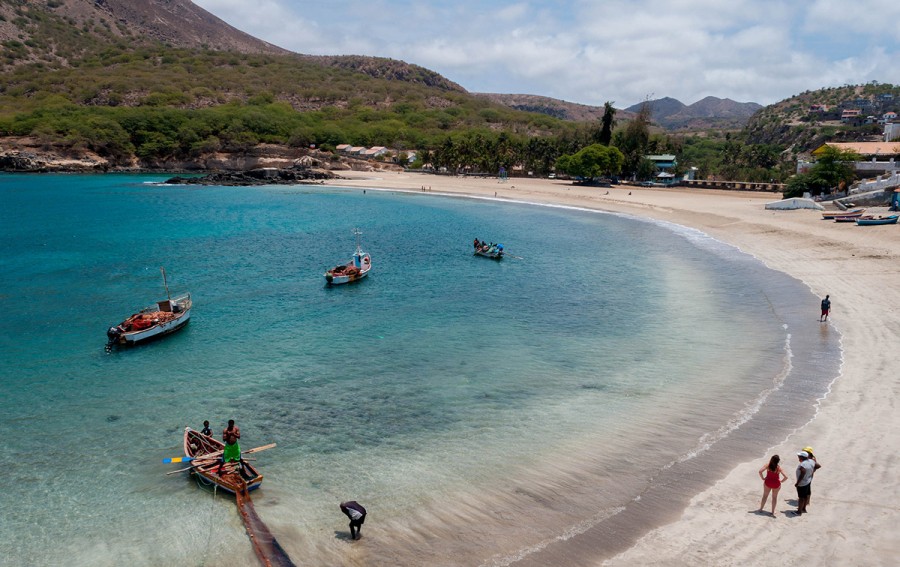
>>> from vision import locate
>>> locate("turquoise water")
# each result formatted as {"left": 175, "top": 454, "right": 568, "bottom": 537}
{"left": 0, "top": 174, "right": 839, "bottom": 566}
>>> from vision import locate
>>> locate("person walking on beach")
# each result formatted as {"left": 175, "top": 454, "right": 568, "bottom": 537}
{"left": 216, "top": 419, "right": 241, "bottom": 474}
{"left": 820, "top": 295, "right": 831, "bottom": 322}
{"left": 758, "top": 454, "right": 788, "bottom": 516}
{"left": 340, "top": 501, "right": 367, "bottom": 540}
{"left": 794, "top": 451, "right": 815, "bottom": 515}
{"left": 200, "top": 420, "right": 212, "bottom": 437}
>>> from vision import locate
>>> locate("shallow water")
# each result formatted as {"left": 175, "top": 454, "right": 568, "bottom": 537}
{"left": 0, "top": 174, "right": 840, "bottom": 566}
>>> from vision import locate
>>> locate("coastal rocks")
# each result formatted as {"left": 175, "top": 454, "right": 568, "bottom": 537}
{"left": 164, "top": 167, "right": 337, "bottom": 186}
{"left": 0, "top": 145, "right": 110, "bottom": 172}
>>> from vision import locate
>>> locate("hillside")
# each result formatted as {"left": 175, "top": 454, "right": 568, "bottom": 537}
{"left": 626, "top": 96, "right": 762, "bottom": 130}
{"left": 0, "top": 0, "right": 589, "bottom": 170}
{"left": 475, "top": 93, "right": 635, "bottom": 123}
{"left": 0, "top": 0, "right": 285, "bottom": 65}
{"left": 744, "top": 83, "right": 900, "bottom": 153}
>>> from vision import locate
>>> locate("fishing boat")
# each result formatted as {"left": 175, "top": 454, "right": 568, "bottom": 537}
{"left": 822, "top": 207, "right": 865, "bottom": 220}
{"left": 106, "top": 268, "right": 191, "bottom": 351}
{"left": 183, "top": 427, "right": 263, "bottom": 494}
{"left": 856, "top": 214, "right": 899, "bottom": 226}
{"left": 473, "top": 240, "right": 504, "bottom": 260}
{"left": 325, "top": 228, "right": 371, "bottom": 284}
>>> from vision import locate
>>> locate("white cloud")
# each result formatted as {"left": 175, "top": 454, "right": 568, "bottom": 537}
{"left": 192, "top": 0, "right": 900, "bottom": 107}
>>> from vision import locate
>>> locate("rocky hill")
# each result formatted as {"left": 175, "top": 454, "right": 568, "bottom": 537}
{"left": 474, "top": 93, "right": 635, "bottom": 123}
{"left": 744, "top": 83, "right": 900, "bottom": 153}
{"left": 0, "top": 0, "right": 285, "bottom": 67}
{"left": 625, "top": 96, "right": 762, "bottom": 130}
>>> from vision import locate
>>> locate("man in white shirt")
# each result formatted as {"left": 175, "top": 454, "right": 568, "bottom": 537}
{"left": 794, "top": 451, "right": 815, "bottom": 515}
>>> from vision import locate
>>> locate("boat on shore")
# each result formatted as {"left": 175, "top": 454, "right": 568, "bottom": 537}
{"left": 325, "top": 228, "right": 371, "bottom": 284}
{"left": 106, "top": 268, "right": 191, "bottom": 351}
{"left": 822, "top": 207, "right": 865, "bottom": 220}
{"left": 183, "top": 427, "right": 263, "bottom": 494}
{"left": 856, "top": 214, "right": 899, "bottom": 226}
{"left": 473, "top": 239, "right": 504, "bottom": 260}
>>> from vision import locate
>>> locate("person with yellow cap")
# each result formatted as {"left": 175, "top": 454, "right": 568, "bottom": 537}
{"left": 803, "top": 446, "right": 822, "bottom": 508}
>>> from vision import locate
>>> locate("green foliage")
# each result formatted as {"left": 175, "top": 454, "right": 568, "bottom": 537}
{"left": 783, "top": 145, "right": 859, "bottom": 197}
{"left": 555, "top": 144, "right": 624, "bottom": 179}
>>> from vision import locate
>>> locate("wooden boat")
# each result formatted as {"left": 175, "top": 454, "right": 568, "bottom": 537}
{"left": 473, "top": 241, "right": 504, "bottom": 260}
{"left": 325, "top": 228, "right": 371, "bottom": 284}
{"left": 856, "top": 214, "right": 899, "bottom": 226}
{"left": 183, "top": 427, "right": 263, "bottom": 494}
{"left": 833, "top": 213, "right": 865, "bottom": 222}
{"left": 106, "top": 268, "right": 191, "bottom": 351}
{"left": 822, "top": 207, "right": 865, "bottom": 220}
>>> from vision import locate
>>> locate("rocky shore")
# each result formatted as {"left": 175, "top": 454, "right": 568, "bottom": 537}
{"left": 0, "top": 136, "right": 401, "bottom": 180}
{"left": 164, "top": 167, "right": 336, "bottom": 186}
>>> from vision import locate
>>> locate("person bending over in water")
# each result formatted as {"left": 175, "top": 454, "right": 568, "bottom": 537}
{"left": 340, "top": 501, "right": 367, "bottom": 540}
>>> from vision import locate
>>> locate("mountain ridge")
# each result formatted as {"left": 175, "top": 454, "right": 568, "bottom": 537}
{"left": 625, "top": 96, "right": 763, "bottom": 130}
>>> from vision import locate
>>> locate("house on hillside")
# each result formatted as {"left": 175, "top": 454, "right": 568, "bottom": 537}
{"left": 336, "top": 144, "right": 351, "bottom": 152}
{"left": 841, "top": 109, "right": 862, "bottom": 123}
{"left": 808, "top": 104, "right": 828, "bottom": 113}
{"left": 885, "top": 123, "right": 900, "bottom": 143}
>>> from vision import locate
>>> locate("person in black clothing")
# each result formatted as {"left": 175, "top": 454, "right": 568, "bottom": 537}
{"left": 340, "top": 501, "right": 367, "bottom": 540}
{"left": 820, "top": 295, "right": 831, "bottom": 322}
{"left": 200, "top": 420, "right": 212, "bottom": 437}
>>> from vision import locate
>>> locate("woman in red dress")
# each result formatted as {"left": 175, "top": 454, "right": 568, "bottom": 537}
{"left": 758, "top": 454, "right": 788, "bottom": 516}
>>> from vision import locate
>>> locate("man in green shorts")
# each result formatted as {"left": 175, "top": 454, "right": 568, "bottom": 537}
{"left": 216, "top": 419, "right": 241, "bottom": 474}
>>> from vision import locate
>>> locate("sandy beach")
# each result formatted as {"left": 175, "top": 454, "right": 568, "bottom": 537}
{"left": 325, "top": 170, "right": 900, "bottom": 566}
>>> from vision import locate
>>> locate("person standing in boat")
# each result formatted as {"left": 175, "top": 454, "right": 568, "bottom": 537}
{"left": 200, "top": 420, "right": 212, "bottom": 437}
{"left": 216, "top": 419, "right": 241, "bottom": 474}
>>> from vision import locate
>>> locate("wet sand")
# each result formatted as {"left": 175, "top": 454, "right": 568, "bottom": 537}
{"left": 321, "top": 171, "right": 900, "bottom": 566}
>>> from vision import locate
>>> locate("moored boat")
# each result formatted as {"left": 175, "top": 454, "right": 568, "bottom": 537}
{"left": 473, "top": 238, "right": 504, "bottom": 260}
{"left": 183, "top": 427, "right": 263, "bottom": 494}
{"left": 822, "top": 207, "right": 865, "bottom": 220}
{"left": 106, "top": 268, "right": 191, "bottom": 351}
{"left": 856, "top": 214, "right": 899, "bottom": 226}
{"left": 325, "top": 228, "right": 371, "bottom": 284}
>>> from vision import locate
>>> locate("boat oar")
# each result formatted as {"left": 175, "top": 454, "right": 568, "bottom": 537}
{"left": 161, "top": 442, "right": 277, "bottom": 464}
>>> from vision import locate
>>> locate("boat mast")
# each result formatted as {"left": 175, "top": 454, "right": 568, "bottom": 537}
{"left": 352, "top": 227, "right": 362, "bottom": 255}
{"left": 161, "top": 266, "right": 171, "bottom": 300}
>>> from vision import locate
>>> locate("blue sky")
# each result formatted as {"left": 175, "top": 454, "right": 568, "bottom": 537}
{"left": 193, "top": 0, "right": 900, "bottom": 107}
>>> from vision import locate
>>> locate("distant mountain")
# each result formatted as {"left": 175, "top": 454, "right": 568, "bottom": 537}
{"left": 626, "top": 96, "right": 762, "bottom": 130}
{"left": 475, "top": 93, "right": 635, "bottom": 122}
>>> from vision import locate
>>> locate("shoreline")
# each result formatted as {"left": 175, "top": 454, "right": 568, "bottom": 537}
{"left": 322, "top": 171, "right": 899, "bottom": 565}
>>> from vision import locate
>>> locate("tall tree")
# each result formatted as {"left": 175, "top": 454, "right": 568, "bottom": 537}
{"left": 613, "top": 99, "right": 651, "bottom": 178}
{"left": 598, "top": 101, "right": 616, "bottom": 146}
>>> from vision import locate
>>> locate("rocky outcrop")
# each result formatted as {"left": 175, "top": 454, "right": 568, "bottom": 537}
{"left": 164, "top": 167, "right": 337, "bottom": 186}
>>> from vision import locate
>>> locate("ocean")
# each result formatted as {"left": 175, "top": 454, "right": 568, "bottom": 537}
{"left": 0, "top": 174, "right": 840, "bottom": 566}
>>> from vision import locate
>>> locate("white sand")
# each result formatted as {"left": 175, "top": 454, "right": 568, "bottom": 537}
{"left": 325, "top": 171, "right": 900, "bottom": 566}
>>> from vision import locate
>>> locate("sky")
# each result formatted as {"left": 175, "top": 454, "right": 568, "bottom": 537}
{"left": 192, "top": 0, "right": 900, "bottom": 108}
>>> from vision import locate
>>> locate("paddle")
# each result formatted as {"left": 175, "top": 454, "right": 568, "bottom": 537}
{"left": 161, "top": 442, "right": 277, "bottom": 464}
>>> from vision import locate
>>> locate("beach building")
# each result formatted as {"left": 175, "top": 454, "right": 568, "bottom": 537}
{"left": 646, "top": 154, "right": 677, "bottom": 172}
{"left": 812, "top": 142, "right": 900, "bottom": 175}
{"left": 363, "top": 146, "right": 388, "bottom": 159}
{"left": 336, "top": 144, "right": 351, "bottom": 152}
